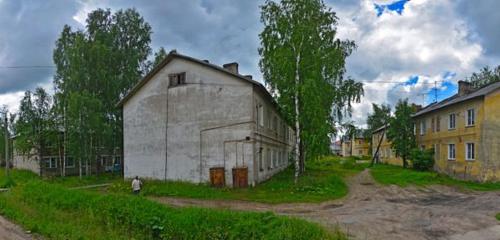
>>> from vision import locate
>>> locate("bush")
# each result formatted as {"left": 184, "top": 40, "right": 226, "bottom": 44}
{"left": 410, "top": 148, "right": 434, "bottom": 171}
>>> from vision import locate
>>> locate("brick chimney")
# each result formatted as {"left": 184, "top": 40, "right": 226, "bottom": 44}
{"left": 458, "top": 80, "right": 473, "bottom": 96}
{"left": 223, "top": 62, "right": 239, "bottom": 74}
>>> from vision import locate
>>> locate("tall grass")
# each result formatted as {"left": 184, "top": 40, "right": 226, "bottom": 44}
{"left": 0, "top": 179, "right": 344, "bottom": 239}
{"left": 371, "top": 164, "right": 500, "bottom": 191}
{"left": 109, "top": 156, "right": 364, "bottom": 203}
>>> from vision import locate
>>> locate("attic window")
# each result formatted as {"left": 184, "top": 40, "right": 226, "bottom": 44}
{"left": 169, "top": 72, "right": 186, "bottom": 87}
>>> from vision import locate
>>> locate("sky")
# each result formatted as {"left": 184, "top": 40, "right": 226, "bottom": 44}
{"left": 0, "top": 0, "right": 499, "bottom": 127}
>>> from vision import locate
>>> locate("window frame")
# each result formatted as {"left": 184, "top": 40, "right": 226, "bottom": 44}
{"left": 168, "top": 72, "right": 186, "bottom": 87}
{"left": 448, "top": 113, "right": 456, "bottom": 130}
{"left": 65, "top": 156, "right": 75, "bottom": 168}
{"left": 448, "top": 144, "right": 456, "bottom": 160}
{"left": 465, "top": 142, "right": 475, "bottom": 161}
{"left": 466, "top": 108, "right": 475, "bottom": 127}
{"left": 420, "top": 120, "right": 426, "bottom": 135}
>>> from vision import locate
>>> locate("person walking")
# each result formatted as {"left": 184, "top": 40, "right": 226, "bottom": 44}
{"left": 132, "top": 176, "right": 142, "bottom": 195}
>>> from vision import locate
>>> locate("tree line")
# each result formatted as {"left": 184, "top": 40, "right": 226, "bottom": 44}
{"left": 5, "top": 8, "right": 167, "bottom": 178}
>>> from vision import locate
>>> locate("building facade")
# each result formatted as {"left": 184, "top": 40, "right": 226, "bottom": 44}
{"left": 118, "top": 51, "right": 295, "bottom": 186}
{"left": 341, "top": 135, "right": 370, "bottom": 157}
{"left": 371, "top": 126, "right": 402, "bottom": 166}
{"left": 413, "top": 81, "right": 500, "bottom": 181}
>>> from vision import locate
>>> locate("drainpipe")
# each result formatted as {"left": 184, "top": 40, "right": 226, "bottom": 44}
{"left": 199, "top": 121, "right": 255, "bottom": 183}
{"left": 164, "top": 88, "right": 169, "bottom": 181}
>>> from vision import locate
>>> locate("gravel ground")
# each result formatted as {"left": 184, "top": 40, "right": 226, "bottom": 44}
{"left": 0, "top": 215, "right": 37, "bottom": 240}
{"left": 153, "top": 169, "right": 500, "bottom": 240}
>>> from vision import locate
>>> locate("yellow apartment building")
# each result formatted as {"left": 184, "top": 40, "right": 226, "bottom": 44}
{"left": 341, "top": 135, "right": 370, "bottom": 157}
{"left": 371, "top": 125, "right": 403, "bottom": 166}
{"left": 413, "top": 81, "right": 500, "bottom": 182}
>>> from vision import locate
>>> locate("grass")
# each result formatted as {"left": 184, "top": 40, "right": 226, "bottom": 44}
{"left": 370, "top": 164, "right": 500, "bottom": 191}
{"left": 108, "top": 156, "right": 367, "bottom": 203}
{"left": 0, "top": 169, "right": 346, "bottom": 239}
{"left": 496, "top": 213, "right": 500, "bottom": 221}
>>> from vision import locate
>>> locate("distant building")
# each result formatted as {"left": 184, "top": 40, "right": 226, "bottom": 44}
{"left": 117, "top": 51, "right": 295, "bottom": 187}
{"left": 413, "top": 80, "right": 500, "bottom": 182}
{"left": 371, "top": 125, "right": 402, "bottom": 166}
{"left": 330, "top": 140, "right": 341, "bottom": 155}
{"left": 341, "top": 132, "right": 369, "bottom": 157}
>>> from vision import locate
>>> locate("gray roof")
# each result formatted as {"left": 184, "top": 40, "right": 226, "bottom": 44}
{"left": 413, "top": 81, "right": 500, "bottom": 117}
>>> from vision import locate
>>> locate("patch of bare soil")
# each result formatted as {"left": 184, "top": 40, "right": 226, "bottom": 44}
{"left": 0, "top": 215, "right": 37, "bottom": 240}
{"left": 152, "top": 169, "right": 500, "bottom": 240}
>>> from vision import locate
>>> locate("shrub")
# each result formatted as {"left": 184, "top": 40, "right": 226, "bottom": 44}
{"left": 410, "top": 148, "right": 434, "bottom": 171}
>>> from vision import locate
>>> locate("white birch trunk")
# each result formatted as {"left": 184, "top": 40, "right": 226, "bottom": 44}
{"left": 294, "top": 52, "right": 301, "bottom": 184}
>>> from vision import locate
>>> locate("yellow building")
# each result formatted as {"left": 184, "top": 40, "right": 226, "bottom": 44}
{"left": 341, "top": 134, "right": 370, "bottom": 157}
{"left": 413, "top": 81, "right": 500, "bottom": 182}
{"left": 371, "top": 125, "right": 403, "bottom": 166}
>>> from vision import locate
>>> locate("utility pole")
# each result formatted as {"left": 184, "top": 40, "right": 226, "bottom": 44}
{"left": 3, "top": 111, "right": 8, "bottom": 177}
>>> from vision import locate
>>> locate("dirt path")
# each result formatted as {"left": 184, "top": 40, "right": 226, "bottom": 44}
{"left": 0, "top": 215, "right": 37, "bottom": 240}
{"left": 152, "top": 169, "right": 500, "bottom": 240}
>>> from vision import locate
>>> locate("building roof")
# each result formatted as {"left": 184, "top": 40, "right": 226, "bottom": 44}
{"left": 413, "top": 81, "right": 500, "bottom": 117}
{"left": 117, "top": 51, "right": 274, "bottom": 108}
{"left": 372, "top": 125, "right": 388, "bottom": 134}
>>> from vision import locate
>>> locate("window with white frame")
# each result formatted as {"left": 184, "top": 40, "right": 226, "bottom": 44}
{"left": 449, "top": 113, "right": 456, "bottom": 129}
{"left": 448, "top": 144, "right": 456, "bottom": 160}
{"left": 65, "top": 157, "right": 75, "bottom": 168}
{"left": 44, "top": 157, "right": 58, "bottom": 169}
{"left": 436, "top": 116, "right": 441, "bottom": 132}
{"left": 420, "top": 120, "right": 426, "bottom": 135}
{"left": 466, "top": 109, "right": 475, "bottom": 126}
{"left": 466, "top": 143, "right": 475, "bottom": 160}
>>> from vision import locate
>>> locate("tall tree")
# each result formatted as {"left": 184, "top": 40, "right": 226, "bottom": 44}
{"left": 14, "top": 88, "right": 54, "bottom": 171}
{"left": 386, "top": 99, "right": 416, "bottom": 168}
{"left": 466, "top": 65, "right": 500, "bottom": 88}
{"left": 259, "top": 0, "right": 363, "bottom": 181}
{"left": 366, "top": 103, "right": 391, "bottom": 165}
{"left": 53, "top": 8, "right": 152, "bottom": 176}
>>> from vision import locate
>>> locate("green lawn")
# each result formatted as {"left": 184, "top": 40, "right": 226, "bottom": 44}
{"left": 108, "top": 156, "right": 367, "bottom": 203}
{"left": 370, "top": 164, "right": 500, "bottom": 191}
{"left": 0, "top": 168, "right": 346, "bottom": 240}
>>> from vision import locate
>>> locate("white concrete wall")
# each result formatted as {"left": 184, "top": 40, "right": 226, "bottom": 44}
{"left": 12, "top": 149, "right": 40, "bottom": 175}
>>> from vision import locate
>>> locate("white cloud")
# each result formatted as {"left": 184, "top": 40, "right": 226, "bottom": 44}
{"left": 329, "top": 0, "right": 485, "bottom": 126}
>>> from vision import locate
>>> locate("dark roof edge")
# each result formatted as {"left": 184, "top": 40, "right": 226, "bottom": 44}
{"left": 117, "top": 51, "right": 266, "bottom": 107}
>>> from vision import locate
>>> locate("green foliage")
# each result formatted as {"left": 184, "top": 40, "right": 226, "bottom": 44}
{"left": 0, "top": 180, "right": 342, "bottom": 240}
{"left": 259, "top": 0, "right": 363, "bottom": 164}
{"left": 410, "top": 148, "right": 434, "bottom": 171}
{"left": 14, "top": 88, "right": 56, "bottom": 159}
{"left": 496, "top": 213, "right": 500, "bottom": 221}
{"left": 52, "top": 8, "right": 154, "bottom": 176}
{"left": 371, "top": 164, "right": 500, "bottom": 191}
{"left": 109, "top": 156, "right": 363, "bottom": 203}
{"left": 466, "top": 65, "right": 500, "bottom": 88}
{"left": 386, "top": 99, "right": 416, "bottom": 168}
{"left": 366, "top": 103, "right": 391, "bottom": 149}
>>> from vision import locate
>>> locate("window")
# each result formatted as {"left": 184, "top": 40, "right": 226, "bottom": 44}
{"left": 448, "top": 144, "right": 456, "bottom": 160}
{"left": 257, "top": 105, "right": 264, "bottom": 127}
{"left": 466, "top": 143, "right": 475, "bottom": 160}
{"left": 449, "top": 113, "right": 456, "bottom": 129}
{"left": 358, "top": 150, "right": 362, "bottom": 155}
{"left": 65, "top": 157, "right": 75, "bottom": 168}
{"left": 436, "top": 116, "right": 441, "bottom": 132}
{"left": 267, "top": 149, "right": 271, "bottom": 170}
{"left": 420, "top": 145, "right": 425, "bottom": 150}
{"left": 44, "top": 157, "right": 58, "bottom": 169}
{"left": 114, "top": 156, "right": 121, "bottom": 165}
{"left": 258, "top": 148, "right": 264, "bottom": 171}
{"left": 420, "top": 120, "right": 426, "bottom": 135}
{"left": 431, "top": 117, "right": 435, "bottom": 132}
{"left": 273, "top": 116, "right": 278, "bottom": 132}
{"left": 168, "top": 72, "right": 186, "bottom": 87}
{"left": 272, "top": 150, "right": 277, "bottom": 168}
{"left": 466, "top": 109, "right": 475, "bottom": 126}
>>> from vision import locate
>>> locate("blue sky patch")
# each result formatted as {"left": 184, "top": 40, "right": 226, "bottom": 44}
{"left": 374, "top": 0, "right": 410, "bottom": 16}
{"left": 404, "top": 75, "right": 419, "bottom": 85}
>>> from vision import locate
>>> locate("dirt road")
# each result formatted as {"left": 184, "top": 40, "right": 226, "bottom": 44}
{"left": 0, "top": 215, "right": 36, "bottom": 240}
{"left": 153, "top": 169, "right": 500, "bottom": 240}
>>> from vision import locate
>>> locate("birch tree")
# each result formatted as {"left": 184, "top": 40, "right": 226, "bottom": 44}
{"left": 259, "top": 0, "right": 363, "bottom": 181}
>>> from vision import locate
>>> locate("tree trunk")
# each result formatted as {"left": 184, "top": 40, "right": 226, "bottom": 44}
{"left": 294, "top": 52, "right": 301, "bottom": 184}
{"left": 402, "top": 156, "right": 408, "bottom": 168}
